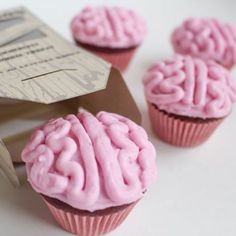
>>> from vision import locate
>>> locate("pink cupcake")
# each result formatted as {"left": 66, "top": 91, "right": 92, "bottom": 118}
{"left": 22, "top": 111, "right": 157, "bottom": 236}
{"left": 143, "top": 55, "right": 236, "bottom": 147}
{"left": 171, "top": 18, "right": 236, "bottom": 69}
{"left": 71, "top": 6, "right": 147, "bottom": 72}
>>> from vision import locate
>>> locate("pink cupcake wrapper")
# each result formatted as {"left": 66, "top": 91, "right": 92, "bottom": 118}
{"left": 75, "top": 41, "right": 137, "bottom": 72}
{"left": 91, "top": 48, "right": 136, "bottom": 72}
{"left": 148, "top": 103, "right": 224, "bottom": 147}
{"left": 44, "top": 199, "right": 136, "bottom": 236}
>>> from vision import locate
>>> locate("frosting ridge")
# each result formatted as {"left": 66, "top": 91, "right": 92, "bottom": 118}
{"left": 22, "top": 111, "right": 157, "bottom": 212}
{"left": 143, "top": 55, "right": 236, "bottom": 118}
{"left": 71, "top": 6, "right": 147, "bottom": 48}
{"left": 171, "top": 18, "right": 236, "bottom": 68}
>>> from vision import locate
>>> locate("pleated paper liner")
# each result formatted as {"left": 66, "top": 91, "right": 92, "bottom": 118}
{"left": 75, "top": 41, "right": 137, "bottom": 72}
{"left": 148, "top": 103, "right": 224, "bottom": 147}
{"left": 42, "top": 195, "right": 137, "bottom": 236}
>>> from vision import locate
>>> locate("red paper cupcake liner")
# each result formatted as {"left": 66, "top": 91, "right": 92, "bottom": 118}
{"left": 44, "top": 198, "right": 136, "bottom": 236}
{"left": 75, "top": 41, "right": 137, "bottom": 72}
{"left": 92, "top": 48, "right": 136, "bottom": 72}
{"left": 148, "top": 103, "right": 224, "bottom": 147}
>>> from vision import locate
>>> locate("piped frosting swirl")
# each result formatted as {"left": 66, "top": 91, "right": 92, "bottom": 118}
{"left": 171, "top": 18, "right": 236, "bottom": 68}
{"left": 22, "top": 111, "right": 157, "bottom": 212}
{"left": 143, "top": 55, "right": 236, "bottom": 118}
{"left": 71, "top": 6, "right": 147, "bottom": 48}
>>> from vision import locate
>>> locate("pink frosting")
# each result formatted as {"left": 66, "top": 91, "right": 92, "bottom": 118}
{"left": 143, "top": 55, "right": 236, "bottom": 119}
{"left": 171, "top": 18, "right": 236, "bottom": 68}
{"left": 22, "top": 111, "right": 157, "bottom": 212}
{"left": 71, "top": 6, "right": 147, "bottom": 48}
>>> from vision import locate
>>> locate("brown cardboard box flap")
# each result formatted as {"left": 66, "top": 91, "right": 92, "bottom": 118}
{"left": 77, "top": 67, "right": 141, "bottom": 124}
{"left": 0, "top": 7, "right": 141, "bottom": 186}
{"left": 2, "top": 67, "right": 141, "bottom": 163}
{"left": 0, "top": 139, "right": 19, "bottom": 186}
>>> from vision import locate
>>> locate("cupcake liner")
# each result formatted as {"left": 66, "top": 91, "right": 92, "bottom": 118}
{"left": 75, "top": 41, "right": 137, "bottom": 72}
{"left": 43, "top": 198, "right": 136, "bottom": 236}
{"left": 148, "top": 103, "right": 224, "bottom": 147}
{"left": 92, "top": 48, "right": 136, "bottom": 72}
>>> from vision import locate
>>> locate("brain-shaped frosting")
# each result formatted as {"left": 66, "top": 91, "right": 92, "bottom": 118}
{"left": 143, "top": 55, "right": 236, "bottom": 118}
{"left": 22, "top": 111, "right": 157, "bottom": 212}
{"left": 71, "top": 6, "right": 147, "bottom": 48}
{"left": 171, "top": 18, "right": 236, "bottom": 68}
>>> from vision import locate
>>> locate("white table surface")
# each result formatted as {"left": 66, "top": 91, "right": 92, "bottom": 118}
{"left": 1, "top": 0, "right": 236, "bottom": 235}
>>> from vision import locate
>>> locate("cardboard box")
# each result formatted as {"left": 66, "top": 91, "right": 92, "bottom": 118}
{"left": 0, "top": 7, "right": 141, "bottom": 186}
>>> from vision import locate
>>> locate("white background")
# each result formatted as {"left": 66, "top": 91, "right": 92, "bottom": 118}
{"left": 0, "top": 0, "right": 236, "bottom": 236}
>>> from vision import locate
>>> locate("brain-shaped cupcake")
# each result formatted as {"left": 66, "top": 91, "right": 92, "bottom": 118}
{"left": 22, "top": 111, "right": 157, "bottom": 211}
{"left": 171, "top": 18, "right": 236, "bottom": 68}
{"left": 143, "top": 55, "right": 236, "bottom": 118}
{"left": 71, "top": 6, "right": 147, "bottom": 48}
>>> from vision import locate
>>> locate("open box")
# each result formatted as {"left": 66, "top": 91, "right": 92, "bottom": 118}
{"left": 0, "top": 7, "right": 141, "bottom": 186}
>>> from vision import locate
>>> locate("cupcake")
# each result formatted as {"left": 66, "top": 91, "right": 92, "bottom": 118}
{"left": 143, "top": 55, "right": 236, "bottom": 147}
{"left": 22, "top": 111, "right": 157, "bottom": 236}
{"left": 71, "top": 6, "right": 147, "bottom": 72}
{"left": 171, "top": 18, "right": 236, "bottom": 69}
